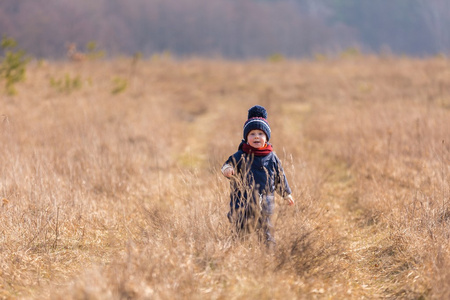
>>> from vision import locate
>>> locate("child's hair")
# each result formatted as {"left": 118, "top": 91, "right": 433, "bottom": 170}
{"left": 243, "top": 105, "right": 271, "bottom": 141}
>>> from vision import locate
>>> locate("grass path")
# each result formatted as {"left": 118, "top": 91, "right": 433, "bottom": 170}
{"left": 318, "top": 159, "right": 399, "bottom": 298}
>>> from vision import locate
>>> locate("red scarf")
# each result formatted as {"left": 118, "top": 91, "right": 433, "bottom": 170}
{"left": 241, "top": 142, "right": 273, "bottom": 156}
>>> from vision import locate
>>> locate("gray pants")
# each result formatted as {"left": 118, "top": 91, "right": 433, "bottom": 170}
{"left": 227, "top": 202, "right": 275, "bottom": 246}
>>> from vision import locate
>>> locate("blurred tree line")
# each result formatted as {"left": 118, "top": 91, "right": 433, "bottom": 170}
{"left": 0, "top": 0, "right": 448, "bottom": 59}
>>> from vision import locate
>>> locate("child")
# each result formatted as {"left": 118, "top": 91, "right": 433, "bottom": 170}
{"left": 221, "top": 105, "right": 294, "bottom": 247}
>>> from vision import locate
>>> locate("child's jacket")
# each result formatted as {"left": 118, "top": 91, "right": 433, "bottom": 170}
{"left": 223, "top": 149, "right": 291, "bottom": 215}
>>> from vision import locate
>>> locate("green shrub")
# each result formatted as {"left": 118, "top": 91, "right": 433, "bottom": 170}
{"left": 111, "top": 77, "right": 128, "bottom": 94}
{"left": 267, "top": 53, "right": 285, "bottom": 62}
{"left": 50, "top": 74, "right": 82, "bottom": 94}
{"left": 0, "top": 36, "right": 29, "bottom": 95}
{"left": 340, "top": 47, "right": 361, "bottom": 58}
{"left": 85, "top": 41, "right": 105, "bottom": 60}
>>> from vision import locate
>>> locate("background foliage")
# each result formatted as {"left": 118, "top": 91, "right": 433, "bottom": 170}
{"left": 0, "top": 0, "right": 449, "bottom": 59}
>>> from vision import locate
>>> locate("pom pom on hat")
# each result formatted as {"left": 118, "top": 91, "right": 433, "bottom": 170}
{"left": 243, "top": 105, "right": 271, "bottom": 141}
{"left": 248, "top": 105, "right": 268, "bottom": 119}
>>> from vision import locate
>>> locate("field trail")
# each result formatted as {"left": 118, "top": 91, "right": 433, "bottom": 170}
{"left": 318, "top": 158, "right": 400, "bottom": 298}
{"left": 320, "top": 152, "right": 419, "bottom": 299}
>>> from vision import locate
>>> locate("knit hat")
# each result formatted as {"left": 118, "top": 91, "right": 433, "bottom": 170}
{"left": 243, "top": 105, "right": 271, "bottom": 141}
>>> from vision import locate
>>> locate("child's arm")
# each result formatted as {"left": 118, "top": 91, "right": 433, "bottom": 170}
{"left": 221, "top": 163, "right": 235, "bottom": 178}
{"left": 273, "top": 154, "right": 294, "bottom": 206}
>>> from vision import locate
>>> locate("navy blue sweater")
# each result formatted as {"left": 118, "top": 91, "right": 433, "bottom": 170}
{"left": 223, "top": 149, "right": 292, "bottom": 213}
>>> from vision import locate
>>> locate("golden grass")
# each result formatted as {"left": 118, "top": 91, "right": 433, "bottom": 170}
{"left": 1, "top": 55, "right": 449, "bottom": 299}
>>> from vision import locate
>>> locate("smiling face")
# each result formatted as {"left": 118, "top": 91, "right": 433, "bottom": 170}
{"left": 246, "top": 129, "right": 267, "bottom": 148}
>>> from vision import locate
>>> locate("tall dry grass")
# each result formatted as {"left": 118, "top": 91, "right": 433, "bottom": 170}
{"left": 1, "top": 55, "right": 449, "bottom": 299}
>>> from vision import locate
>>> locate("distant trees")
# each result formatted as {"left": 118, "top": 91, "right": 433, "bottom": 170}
{"left": 330, "top": 0, "right": 434, "bottom": 55}
{"left": 0, "top": 0, "right": 448, "bottom": 59}
{"left": 417, "top": 0, "right": 450, "bottom": 54}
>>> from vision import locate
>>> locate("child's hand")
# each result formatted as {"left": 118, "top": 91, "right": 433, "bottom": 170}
{"left": 285, "top": 194, "right": 295, "bottom": 206}
{"left": 223, "top": 166, "right": 235, "bottom": 178}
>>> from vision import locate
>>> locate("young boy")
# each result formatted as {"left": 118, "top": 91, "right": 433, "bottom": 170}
{"left": 221, "top": 105, "right": 294, "bottom": 246}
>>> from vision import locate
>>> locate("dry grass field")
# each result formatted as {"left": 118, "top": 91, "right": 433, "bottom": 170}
{"left": 1, "top": 54, "right": 450, "bottom": 299}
